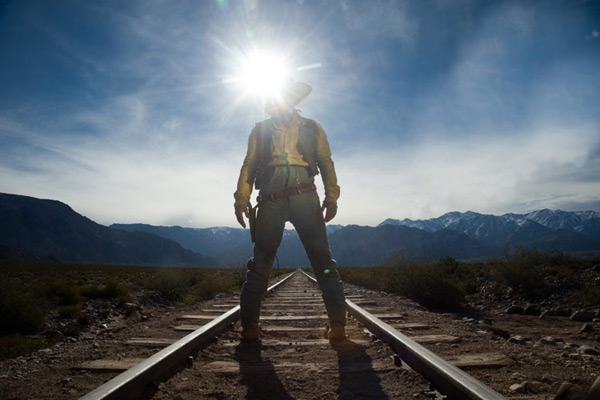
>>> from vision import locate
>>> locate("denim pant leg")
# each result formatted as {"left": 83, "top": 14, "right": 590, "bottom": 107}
{"left": 289, "top": 191, "right": 346, "bottom": 327}
{"left": 239, "top": 198, "right": 287, "bottom": 329}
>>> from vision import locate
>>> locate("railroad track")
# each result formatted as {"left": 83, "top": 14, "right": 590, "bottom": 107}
{"left": 77, "top": 269, "right": 510, "bottom": 399}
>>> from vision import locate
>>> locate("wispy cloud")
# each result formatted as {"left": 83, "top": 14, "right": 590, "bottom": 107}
{"left": 586, "top": 30, "right": 600, "bottom": 40}
{"left": 336, "top": 123, "right": 599, "bottom": 224}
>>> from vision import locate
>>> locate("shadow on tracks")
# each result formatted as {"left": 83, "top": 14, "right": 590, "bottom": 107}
{"left": 234, "top": 341, "right": 295, "bottom": 399}
{"left": 233, "top": 339, "right": 388, "bottom": 399}
{"left": 331, "top": 339, "right": 388, "bottom": 399}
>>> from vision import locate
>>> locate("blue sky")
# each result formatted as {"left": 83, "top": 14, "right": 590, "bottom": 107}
{"left": 1, "top": 0, "right": 599, "bottom": 228}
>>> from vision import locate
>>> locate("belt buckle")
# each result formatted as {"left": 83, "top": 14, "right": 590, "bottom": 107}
{"left": 295, "top": 181, "right": 304, "bottom": 194}
{"left": 257, "top": 193, "right": 275, "bottom": 203}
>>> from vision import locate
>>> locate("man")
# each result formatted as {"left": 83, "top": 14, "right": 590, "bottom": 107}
{"left": 234, "top": 80, "right": 346, "bottom": 341}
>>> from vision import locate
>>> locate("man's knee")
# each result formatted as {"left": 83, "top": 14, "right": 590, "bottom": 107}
{"left": 246, "top": 256, "right": 270, "bottom": 275}
{"left": 313, "top": 258, "right": 339, "bottom": 279}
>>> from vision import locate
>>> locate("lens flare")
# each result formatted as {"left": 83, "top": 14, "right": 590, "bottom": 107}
{"left": 324, "top": 269, "right": 330, "bottom": 274}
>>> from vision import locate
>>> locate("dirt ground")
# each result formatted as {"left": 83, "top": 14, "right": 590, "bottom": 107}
{"left": 1, "top": 271, "right": 598, "bottom": 399}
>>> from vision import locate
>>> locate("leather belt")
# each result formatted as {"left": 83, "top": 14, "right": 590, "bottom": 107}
{"left": 256, "top": 182, "right": 317, "bottom": 204}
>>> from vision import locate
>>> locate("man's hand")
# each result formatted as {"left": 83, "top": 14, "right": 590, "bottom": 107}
{"left": 235, "top": 205, "right": 249, "bottom": 228}
{"left": 321, "top": 201, "right": 337, "bottom": 223}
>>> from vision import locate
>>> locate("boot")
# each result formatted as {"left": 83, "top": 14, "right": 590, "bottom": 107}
{"left": 325, "top": 324, "right": 346, "bottom": 341}
{"left": 241, "top": 325, "right": 261, "bottom": 342}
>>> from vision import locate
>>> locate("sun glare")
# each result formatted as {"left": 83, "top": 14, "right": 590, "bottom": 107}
{"left": 237, "top": 50, "right": 290, "bottom": 98}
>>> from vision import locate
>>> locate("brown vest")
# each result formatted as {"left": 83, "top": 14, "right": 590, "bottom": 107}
{"left": 254, "top": 117, "right": 319, "bottom": 189}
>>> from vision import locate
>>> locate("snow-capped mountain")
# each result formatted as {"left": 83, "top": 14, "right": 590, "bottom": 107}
{"left": 524, "top": 209, "right": 600, "bottom": 236}
{"left": 379, "top": 209, "right": 600, "bottom": 245}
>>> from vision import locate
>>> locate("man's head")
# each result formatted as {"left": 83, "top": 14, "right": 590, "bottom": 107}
{"left": 261, "top": 80, "right": 312, "bottom": 116}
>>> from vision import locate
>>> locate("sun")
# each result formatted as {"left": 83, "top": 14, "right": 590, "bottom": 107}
{"left": 235, "top": 49, "right": 291, "bottom": 99}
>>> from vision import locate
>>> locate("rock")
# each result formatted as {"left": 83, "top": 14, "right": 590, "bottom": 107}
{"left": 554, "top": 381, "right": 589, "bottom": 400}
{"left": 577, "top": 345, "right": 600, "bottom": 356}
{"left": 507, "top": 305, "right": 524, "bottom": 315}
{"left": 579, "top": 323, "right": 594, "bottom": 333}
{"left": 554, "top": 382, "right": 573, "bottom": 400}
{"left": 524, "top": 305, "right": 541, "bottom": 316}
{"left": 539, "top": 336, "right": 565, "bottom": 346}
{"left": 570, "top": 311, "right": 595, "bottom": 322}
{"left": 46, "top": 330, "right": 66, "bottom": 343}
{"left": 508, "top": 335, "right": 534, "bottom": 345}
{"left": 123, "top": 303, "right": 139, "bottom": 316}
{"left": 509, "top": 382, "right": 528, "bottom": 393}
{"left": 478, "top": 323, "right": 510, "bottom": 339}
{"left": 554, "top": 307, "right": 572, "bottom": 317}
{"left": 564, "top": 343, "right": 580, "bottom": 351}
{"left": 528, "top": 381, "right": 543, "bottom": 393}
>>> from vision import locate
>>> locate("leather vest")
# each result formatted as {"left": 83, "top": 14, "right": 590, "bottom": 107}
{"left": 254, "top": 117, "right": 319, "bottom": 189}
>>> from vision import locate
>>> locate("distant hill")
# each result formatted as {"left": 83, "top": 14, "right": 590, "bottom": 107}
{"left": 379, "top": 210, "right": 600, "bottom": 254}
{"left": 327, "top": 224, "right": 499, "bottom": 266}
{"left": 2, "top": 192, "right": 599, "bottom": 267}
{"left": 115, "top": 210, "right": 600, "bottom": 266}
{"left": 0, "top": 193, "right": 216, "bottom": 266}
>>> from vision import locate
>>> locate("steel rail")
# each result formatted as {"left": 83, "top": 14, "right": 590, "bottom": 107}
{"left": 300, "top": 270, "right": 506, "bottom": 400}
{"left": 79, "top": 271, "right": 295, "bottom": 400}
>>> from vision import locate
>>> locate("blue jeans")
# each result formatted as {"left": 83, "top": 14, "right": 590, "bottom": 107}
{"left": 240, "top": 166, "right": 346, "bottom": 330}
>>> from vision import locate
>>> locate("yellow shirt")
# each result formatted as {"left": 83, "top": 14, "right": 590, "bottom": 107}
{"left": 268, "top": 114, "right": 310, "bottom": 167}
{"left": 234, "top": 115, "right": 340, "bottom": 207}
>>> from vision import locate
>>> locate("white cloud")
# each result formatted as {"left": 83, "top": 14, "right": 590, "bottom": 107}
{"left": 334, "top": 124, "right": 599, "bottom": 225}
{"left": 3, "top": 103, "right": 597, "bottom": 228}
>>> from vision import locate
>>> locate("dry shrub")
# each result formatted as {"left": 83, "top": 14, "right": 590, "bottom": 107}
{"left": 0, "top": 335, "right": 50, "bottom": 361}
{"left": 339, "top": 259, "right": 466, "bottom": 311}
{"left": 386, "top": 262, "right": 465, "bottom": 311}
{"left": 44, "top": 282, "right": 81, "bottom": 305}
{"left": 147, "top": 270, "right": 188, "bottom": 302}
{"left": 0, "top": 287, "right": 47, "bottom": 335}
{"left": 80, "top": 279, "right": 129, "bottom": 300}
{"left": 569, "top": 285, "right": 600, "bottom": 307}
{"left": 492, "top": 247, "right": 552, "bottom": 300}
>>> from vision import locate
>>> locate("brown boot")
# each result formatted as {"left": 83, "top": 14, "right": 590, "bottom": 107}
{"left": 326, "top": 325, "right": 346, "bottom": 341}
{"left": 241, "top": 325, "right": 261, "bottom": 342}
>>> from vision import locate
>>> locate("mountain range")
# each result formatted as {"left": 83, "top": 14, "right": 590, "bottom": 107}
{"left": 380, "top": 209, "right": 600, "bottom": 249}
{"left": 0, "top": 193, "right": 215, "bottom": 266}
{"left": 1, "top": 192, "right": 599, "bottom": 267}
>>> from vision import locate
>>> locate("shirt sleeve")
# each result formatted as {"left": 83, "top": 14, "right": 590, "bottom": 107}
{"left": 314, "top": 122, "right": 341, "bottom": 205}
{"left": 233, "top": 127, "right": 259, "bottom": 208}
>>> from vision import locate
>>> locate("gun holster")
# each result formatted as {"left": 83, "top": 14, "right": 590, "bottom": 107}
{"left": 248, "top": 202, "right": 257, "bottom": 243}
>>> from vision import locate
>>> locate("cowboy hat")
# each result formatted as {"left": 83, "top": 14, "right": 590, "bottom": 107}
{"left": 261, "top": 81, "right": 312, "bottom": 115}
